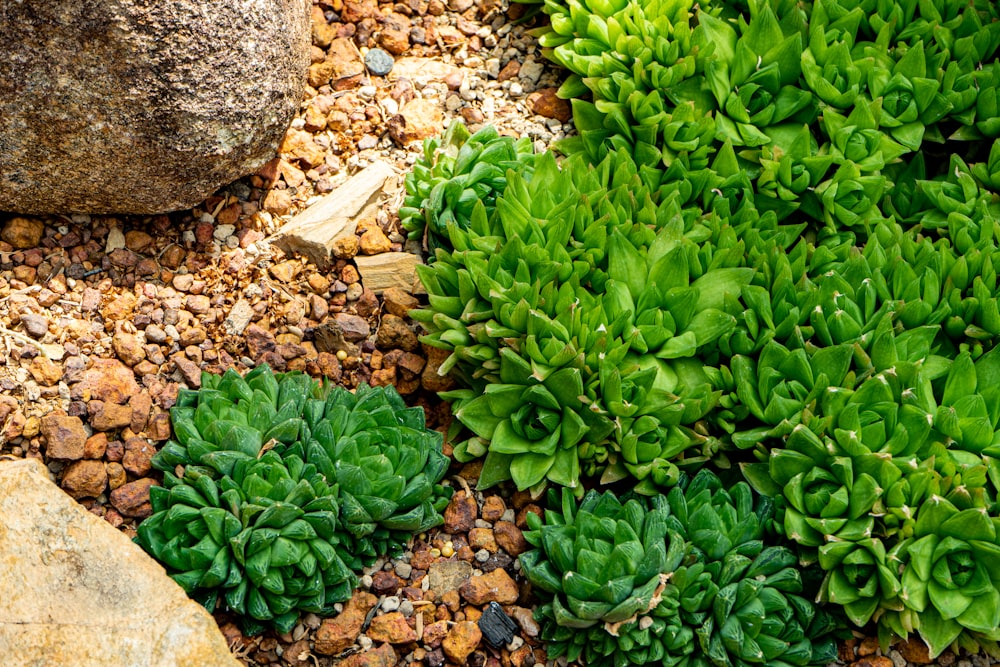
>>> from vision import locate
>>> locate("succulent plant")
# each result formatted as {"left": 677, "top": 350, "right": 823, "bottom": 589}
{"left": 884, "top": 495, "right": 1000, "bottom": 658}
{"left": 400, "top": 120, "right": 536, "bottom": 255}
{"left": 137, "top": 452, "right": 355, "bottom": 635}
{"left": 521, "top": 470, "right": 839, "bottom": 667}
{"left": 139, "top": 365, "right": 452, "bottom": 631}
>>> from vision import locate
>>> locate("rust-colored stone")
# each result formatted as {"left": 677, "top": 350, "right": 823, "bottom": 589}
{"left": 40, "top": 414, "right": 87, "bottom": 460}
{"left": 459, "top": 569, "right": 519, "bottom": 605}
{"left": 443, "top": 489, "right": 477, "bottom": 533}
{"left": 366, "top": 611, "right": 417, "bottom": 644}
{"left": 494, "top": 521, "right": 529, "bottom": 556}
{"left": 442, "top": 621, "right": 481, "bottom": 664}
{"left": 314, "top": 591, "right": 378, "bottom": 655}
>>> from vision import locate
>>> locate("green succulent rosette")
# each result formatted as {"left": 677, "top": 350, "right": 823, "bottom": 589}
{"left": 882, "top": 495, "right": 1000, "bottom": 658}
{"left": 400, "top": 120, "right": 537, "bottom": 255}
{"left": 522, "top": 471, "right": 839, "bottom": 667}
{"left": 140, "top": 365, "right": 451, "bottom": 631}
{"left": 137, "top": 453, "right": 355, "bottom": 635}
{"left": 447, "top": 348, "right": 614, "bottom": 492}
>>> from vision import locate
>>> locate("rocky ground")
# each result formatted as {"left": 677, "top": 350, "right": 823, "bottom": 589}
{"left": 0, "top": 1, "right": 994, "bottom": 666}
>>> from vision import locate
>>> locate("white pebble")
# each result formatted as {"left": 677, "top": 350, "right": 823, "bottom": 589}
{"left": 501, "top": 509, "right": 516, "bottom": 523}
{"left": 382, "top": 595, "right": 401, "bottom": 612}
{"left": 399, "top": 600, "right": 415, "bottom": 617}
{"left": 475, "top": 549, "right": 490, "bottom": 563}
{"left": 361, "top": 574, "right": 374, "bottom": 589}
{"left": 506, "top": 636, "right": 525, "bottom": 651}
{"left": 358, "top": 635, "right": 373, "bottom": 650}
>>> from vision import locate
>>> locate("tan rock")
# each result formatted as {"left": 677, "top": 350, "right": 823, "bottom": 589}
{"left": 1, "top": 217, "right": 45, "bottom": 249}
{"left": 388, "top": 58, "right": 459, "bottom": 87}
{"left": 442, "top": 621, "right": 481, "bottom": 664}
{"left": 380, "top": 12, "right": 411, "bottom": 55}
{"left": 123, "top": 437, "right": 156, "bottom": 477}
{"left": 468, "top": 528, "right": 498, "bottom": 552}
{"left": 106, "top": 463, "right": 128, "bottom": 491}
{"left": 271, "top": 161, "right": 394, "bottom": 270}
{"left": 309, "top": 38, "right": 365, "bottom": 88}
{"left": 1, "top": 1, "right": 310, "bottom": 214}
{"left": 897, "top": 638, "right": 932, "bottom": 664}
{"left": 388, "top": 98, "right": 443, "bottom": 145}
{"left": 381, "top": 287, "right": 419, "bottom": 318}
{"left": 481, "top": 495, "right": 506, "bottom": 523}
{"left": 851, "top": 658, "right": 893, "bottom": 667}
{"left": 314, "top": 590, "right": 379, "bottom": 655}
{"left": 426, "top": 561, "right": 472, "bottom": 599}
{"left": 459, "top": 568, "right": 519, "bottom": 605}
{"left": 84, "top": 433, "right": 109, "bottom": 460}
{"left": 281, "top": 128, "right": 326, "bottom": 168}
{"left": 0, "top": 458, "right": 240, "bottom": 666}
{"left": 112, "top": 329, "right": 146, "bottom": 367}
{"left": 40, "top": 414, "right": 87, "bottom": 460}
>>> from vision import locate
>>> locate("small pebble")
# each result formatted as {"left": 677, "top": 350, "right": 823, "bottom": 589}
{"left": 395, "top": 562, "right": 413, "bottom": 579}
{"left": 361, "top": 574, "right": 374, "bottom": 589}
{"left": 475, "top": 549, "right": 490, "bottom": 563}
{"left": 399, "top": 600, "right": 414, "bottom": 617}
{"left": 382, "top": 595, "right": 401, "bottom": 612}
{"left": 358, "top": 635, "right": 373, "bottom": 650}
{"left": 365, "top": 48, "right": 395, "bottom": 76}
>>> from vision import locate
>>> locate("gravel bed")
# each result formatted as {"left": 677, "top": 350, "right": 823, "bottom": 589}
{"left": 0, "top": 0, "right": 997, "bottom": 666}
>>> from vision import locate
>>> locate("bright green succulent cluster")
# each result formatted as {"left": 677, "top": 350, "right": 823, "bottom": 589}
{"left": 400, "top": 121, "right": 537, "bottom": 255}
{"left": 520, "top": 0, "right": 1000, "bottom": 219}
{"left": 404, "top": 0, "right": 1000, "bottom": 657}
{"left": 413, "top": 143, "right": 809, "bottom": 494}
{"left": 137, "top": 365, "right": 452, "bottom": 633}
{"left": 521, "top": 470, "right": 839, "bottom": 667}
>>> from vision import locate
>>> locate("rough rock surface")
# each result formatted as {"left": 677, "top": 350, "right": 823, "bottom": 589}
{"left": 0, "top": 0, "right": 311, "bottom": 214}
{"left": 0, "top": 458, "right": 241, "bottom": 667}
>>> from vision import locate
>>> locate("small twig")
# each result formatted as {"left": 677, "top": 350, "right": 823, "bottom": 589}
{"left": 0, "top": 325, "right": 40, "bottom": 348}
{"left": 0, "top": 284, "right": 40, "bottom": 303}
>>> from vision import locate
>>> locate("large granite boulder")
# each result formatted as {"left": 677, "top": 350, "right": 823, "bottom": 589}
{"left": 0, "top": 0, "right": 310, "bottom": 214}
{"left": 0, "top": 457, "right": 241, "bottom": 666}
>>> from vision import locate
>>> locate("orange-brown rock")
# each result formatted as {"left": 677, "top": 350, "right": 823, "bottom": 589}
{"left": 40, "top": 414, "right": 87, "bottom": 460}
{"left": 314, "top": 590, "right": 378, "bottom": 655}
{"left": 366, "top": 612, "right": 417, "bottom": 644}
{"left": 442, "top": 621, "right": 481, "bottom": 664}
{"left": 459, "top": 568, "right": 519, "bottom": 605}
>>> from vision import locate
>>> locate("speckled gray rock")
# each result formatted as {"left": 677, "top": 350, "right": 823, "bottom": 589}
{"left": 0, "top": 0, "right": 310, "bottom": 214}
{"left": 0, "top": 457, "right": 241, "bottom": 666}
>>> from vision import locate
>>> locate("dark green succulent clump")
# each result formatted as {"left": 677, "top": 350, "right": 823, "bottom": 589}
{"left": 136, "top": 365, "right": 452, "bottom": 633}
{"left": 521, "top": 470, "right": 839, "bottom": 667}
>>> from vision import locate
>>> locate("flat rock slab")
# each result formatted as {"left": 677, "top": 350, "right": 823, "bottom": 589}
{"left": 0, "top": 458, "right": 240, "bottom": 667}
{"left": 0, "top": 0, "right": 310, "bottom": 214}
{"left": 272, "top": 161, "right": 396, "bottom": 270}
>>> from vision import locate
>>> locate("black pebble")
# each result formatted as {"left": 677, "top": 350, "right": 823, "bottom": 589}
{"left": 478, "top": 601, "right": 518, "bottom": 648}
